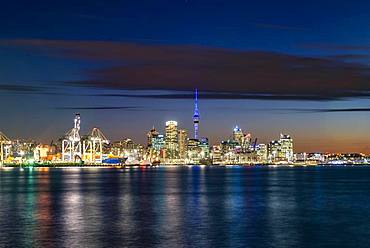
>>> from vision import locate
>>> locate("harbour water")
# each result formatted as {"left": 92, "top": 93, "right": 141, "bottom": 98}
{"left": 1, "top": 166, "right": 370, "bottom": 247}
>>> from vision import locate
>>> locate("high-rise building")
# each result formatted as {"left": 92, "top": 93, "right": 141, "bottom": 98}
{"left": 146, "top": 126, "right": 159, "bottom": 159}
{"left": 199, "top": 137, "right": 210, "bottom": 159}
{"left": 152, "top": 134, "right": 165, "bottom": 153}
{"left": 111, "top": 138, "right": 145, "bottom": 162}
{"left": 267, "top": 134, "right": 294, "bottom": 163}
{"left": 220, "top": 139, "right": 238, "bottom": 154}
{"left": 147, "top": 126, "right": 159, "bottom": 148}
{"left": 242, "top": 133, "right": 252, "bottom": 151}
{"left": 211, "top": 145, "right": 222, "bottom": 164}
{"left": 0, "top": 131, "right": 11, "bottom": 163}
{"left": 187, "top": 138, "right": 201, "bottom": 163}
{"left": 268, "top": 140, "right": 281, "bottom": 162}
{"left": 256, "top": 143, "right": 268, "bottom": 163}
{"left": 193, "top": 89, "right": 200, "bottom": 139}
{"left": 279, "top": 134, "right": 293, "bottom": 162}
{"left": 165, "top": 121, "right": 178, "bottom": 159}
{"left": 178, "top": 129, "right": 188, "bottom": 159}
{"left": 233, "top": 126, "right": 244, "bottom": 145}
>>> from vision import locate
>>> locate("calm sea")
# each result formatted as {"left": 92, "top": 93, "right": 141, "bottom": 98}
{"left": 1, "top": 166, "right": 370, "bottom": 248}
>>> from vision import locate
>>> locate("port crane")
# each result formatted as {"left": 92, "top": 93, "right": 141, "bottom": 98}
{"left": 62, "top": 114, "right": 82, "bottom": 162}
{"left": 82, "top": 127, "right": 109, "bottom": 163}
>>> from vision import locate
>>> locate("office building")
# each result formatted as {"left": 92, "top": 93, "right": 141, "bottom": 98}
{"left": 178, "top": 129, "right": 188, "bottom": 159}
{"left": 165, "top": 121, "right": 178, "bottom": 159}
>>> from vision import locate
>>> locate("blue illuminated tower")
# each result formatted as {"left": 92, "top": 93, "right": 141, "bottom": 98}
{"left": 193, "top": 89, "right": 200, "bottom": 139}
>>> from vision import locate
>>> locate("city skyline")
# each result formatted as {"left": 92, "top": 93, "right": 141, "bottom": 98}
{"left": 0, "top": 88, "right": 369, "bottom": 154}
{"left": 2, "top": 0, "right": 370, "bottom": 153}
{"left": 2, "top": 2, "right": 370, "bottom": 248}
{"left": 0, "top": 89, "right": 361, "bottom": 157}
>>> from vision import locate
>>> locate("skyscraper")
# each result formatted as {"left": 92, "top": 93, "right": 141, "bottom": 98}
{"left": 147, "top": 126, "right": 159, "bottom": 159}
{"left": 146, "top": 126, "right": 159, "bottom": 148}
{"left": 233, "top": 126, "right": 243, "bottom": 145}
{"left": 187, "top": 138, "right": 201, "bottom": 163}
{"left": 199, "top": 137, "right": 210, "bottom": 159}
{"left": 152, "top": 134, "right": 165, "bottom": 153}
{"left": 193, "top": 89, "right": 200, "bottom": 140}
{"left": 279, "top": 134, "right": 294, "bottom": 162}
{"left": 267, "top": 134, "right": 294, "bottom": 163}
{"left": 165, "top": 121, "right": 178, "bottom": 159}
{"left": 268, "top": 140, "right": 280, "bottom": 162}
{"left": 178, "top": 129, "right": 188, "bottom": 159}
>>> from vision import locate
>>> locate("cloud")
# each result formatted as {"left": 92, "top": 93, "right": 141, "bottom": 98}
{"left": 327, "top": 54, "right": 370, "bottom": 60}
{"left": 300, "top": 43, "right": 370, "bottom": 52}
{"left": 3, "top": 39, "right": 370, "bottom": 101}
{"left": 91, "top": 92, "right": 341, "bottom": 101}
{"left": 288, "top": 108, "right": 370, "bottom": 113}
{"left": 54, "top": 106, "right": 172, "bottom": 111}
{"left": 54, "top": 106, "right": 140, "bottom": 110}
{"left": 0, "top": 84, "right": 44, "bottom": 93}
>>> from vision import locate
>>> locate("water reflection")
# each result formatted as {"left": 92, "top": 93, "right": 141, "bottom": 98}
{"left": 60, "top": 169, "right": 85, "bottom": 247}
{"left": 266, "top": 168, "right": 300, "bottom": 247}
{"left": 2, "top": 167, "right": 370, "bottom": 247}
{"left": 0, "top": 168, "right": 37, "bottom": 247}
{"left": 34, "top": 169, "right": 54, "bottom": 248}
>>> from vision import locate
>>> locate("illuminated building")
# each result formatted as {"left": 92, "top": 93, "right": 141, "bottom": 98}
{"left": 268, "top": 140, "right": 281, "bottom": 162}
{"left": 125, "top": 143, "right": 145, "bottom": 165}
{"left": 221, "top": 139, "right": 238, "bottom": 154}
{"left": 255, "top": 144, "right": 267, "bottom": 163}
{"left": 12, "top": 139, "right": 37, "bottom": 162}
{"left": 233, "top": 126, "right": 244, "bottom": 145}
{"left": 187, "top": 138, "right": 201, "bottom": 164}
{"left": 146, "top": 126, "right": 160, "bottom": 160}
{"left": 193, "top": 89, "right": 200, "bottom": 139}
{"left": 111, "top": 138, "right": 145, "bottom": 163}
{"left": 152, "top": 134, "right": 165, "bottom": 153}
{"left": 306, "top": 153, "right": 325, "bottom": 163}
{"left": 147, "top": 126, "right": 159, "bottom": 148}
{"left": 185, "top": 137, "right": 210, "bottom": 164}
{"left": 268, "top": 134, "right": 294, "bottom": 163}
{"left": 217, "top": 127, "right": 258, "bottom": 164}
{"left": 199, "top": 137, "right": 210, "bottom": 159}
{"left": 211, "top": 145, "right": 222, "bottom": 164}
{"left": 232, "top": 126, "right": 253, "bottom": 152}
{"left": 165, "top": 121, "right": 178, "bottom": 159}
{"left": 34, "top": 144, "right": 53, "bottom": 162}
{"left": 121, "top": 138, "right": 135, "bottom": 149}
{"left": 294, "top": 152, "right": 307, "bottom": 162}
{"left": 110, "top": 140, "right": 126, "bottom": 156}
{"left": 220, "top": 139, "right": 257, "bottom": 164}
{"left": 178, "top": 129, "right": 188, "bottom": 159}
{"left": 242, "top": 133, "right": 252, "bottom": 151}
{"left": 0, "top": 131, "right": 11, "bottom": 163}
{"left": 280, "top": 134, "right": 293, "bottom": 162}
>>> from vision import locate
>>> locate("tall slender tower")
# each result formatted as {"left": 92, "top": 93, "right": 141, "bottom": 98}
{"left": 193, "top": 89, "right": 200, "bottom": 139}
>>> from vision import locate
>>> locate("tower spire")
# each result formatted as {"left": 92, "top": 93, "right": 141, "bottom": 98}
{"left": 193, "top": 89, "right": 200, "bottom": 139}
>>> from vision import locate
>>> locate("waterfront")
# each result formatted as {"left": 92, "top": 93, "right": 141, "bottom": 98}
{"left": 1, "top": 166, "right": 370, "bottom": 247}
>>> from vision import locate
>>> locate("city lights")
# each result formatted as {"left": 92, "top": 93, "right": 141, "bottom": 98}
{"left": 0, "top": 90, "right": 367, "bottom": 167}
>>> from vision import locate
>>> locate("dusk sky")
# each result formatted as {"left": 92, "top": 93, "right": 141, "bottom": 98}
{"left": 2, "top": 0, "right": 370, "bottom": 153}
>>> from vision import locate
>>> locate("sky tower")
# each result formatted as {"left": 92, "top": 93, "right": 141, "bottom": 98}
{"left": 193, "top": 89, "right": 200, "bottom": 139}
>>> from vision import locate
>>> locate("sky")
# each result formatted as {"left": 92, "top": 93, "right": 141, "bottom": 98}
{"left": 2, "top": 0, "right": 370, "bottom": 153}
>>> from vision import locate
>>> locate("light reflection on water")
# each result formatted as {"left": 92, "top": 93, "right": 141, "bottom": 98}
{"left": 1, "top": 167, "right": 370, "bottom": 247}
